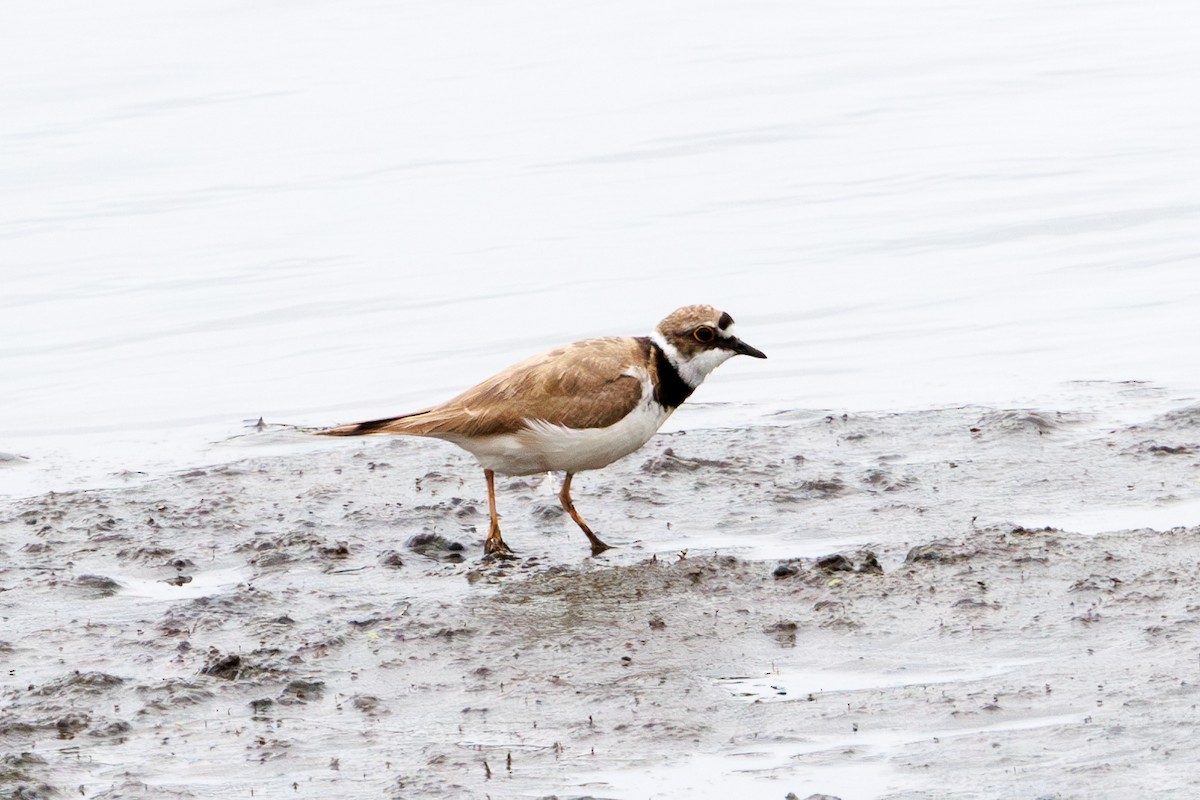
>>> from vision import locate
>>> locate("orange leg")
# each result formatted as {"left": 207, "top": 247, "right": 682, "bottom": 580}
{"left": 483, "top": 469, "right": 512, "bottom": 556}
{"left": 559, "top": 473, "right": 610, "bottom": 555}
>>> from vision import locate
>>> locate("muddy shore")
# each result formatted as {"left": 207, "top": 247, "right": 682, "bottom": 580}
{"left": 3, "top": 397, "right": 1200, "bottom": 799}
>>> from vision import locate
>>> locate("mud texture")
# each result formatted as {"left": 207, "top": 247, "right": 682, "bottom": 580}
{"left": 3, "top": 395, "right": 1200, "bottom": 798}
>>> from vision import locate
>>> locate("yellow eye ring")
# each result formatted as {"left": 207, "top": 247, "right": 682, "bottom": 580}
{"left": 693, "top": 325, "right": 715, "bottom": 343}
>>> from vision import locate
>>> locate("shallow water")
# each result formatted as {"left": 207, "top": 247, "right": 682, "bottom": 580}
{"left": 4, "top": 0, "right": 1200, "bottom": 499}
{"left": 718, "top": 658, "right": 1039, "bottom": 702}
{"left": 580, "top": 712, "right": 1086, "bottom": 799}
{"left": 1043, "top": 495, "right": 1200, "bottom": 535}
{"left": 113, "top": 565, "right": 254, "bottom": 602}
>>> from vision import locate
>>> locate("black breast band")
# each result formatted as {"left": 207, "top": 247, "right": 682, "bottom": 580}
{"left": 637, "top": 337, "right": 694, "bottom": 409}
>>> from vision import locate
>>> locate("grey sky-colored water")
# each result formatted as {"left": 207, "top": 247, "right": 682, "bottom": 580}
{"left": 3, "top": 0, "right": 1199, "bottom": 497}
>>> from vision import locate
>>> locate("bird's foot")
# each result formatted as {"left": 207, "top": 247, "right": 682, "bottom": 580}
{"left": 586, "top": 534, "right": 613, "bottom": 557}
{"left": 483, "top": 532, "right": 515, "bottom": 560}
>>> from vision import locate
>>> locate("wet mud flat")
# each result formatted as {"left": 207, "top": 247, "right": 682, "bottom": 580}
{"left": 3, "top": 395, "right": 1200, "bottom": 799}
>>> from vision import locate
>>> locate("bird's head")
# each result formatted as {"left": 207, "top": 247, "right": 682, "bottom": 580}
{"left": 651, "top": 304, "right": 766, "bottom": 388}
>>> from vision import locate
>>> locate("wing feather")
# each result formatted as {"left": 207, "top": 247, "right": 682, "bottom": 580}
{"left": 321, "top": 337, "right": 651, "bottom": 438}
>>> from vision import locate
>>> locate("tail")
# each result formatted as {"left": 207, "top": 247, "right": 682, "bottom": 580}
{"left": 318, "top": 412, "right": 430, "bottom": 437}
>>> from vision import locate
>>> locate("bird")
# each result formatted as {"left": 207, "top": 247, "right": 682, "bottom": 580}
{"left": 320, "top": 304, "right": 766, "bottom": 556}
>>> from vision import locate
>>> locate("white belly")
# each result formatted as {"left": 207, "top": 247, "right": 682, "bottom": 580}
{"left": 452, "top": 396, "right": 673, "bottom": 476}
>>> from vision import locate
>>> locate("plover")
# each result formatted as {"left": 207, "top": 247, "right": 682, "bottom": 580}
{"left": 321, "top": 304, "right": 766, "bottom": 555}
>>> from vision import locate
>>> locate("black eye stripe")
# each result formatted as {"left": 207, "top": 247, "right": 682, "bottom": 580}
{"left": 711, "top": 336, "right": 739, "bottom": 351}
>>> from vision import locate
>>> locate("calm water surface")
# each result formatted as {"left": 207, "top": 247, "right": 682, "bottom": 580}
{"left": 3, "top": 0, "right": 1199, "bottom": 496}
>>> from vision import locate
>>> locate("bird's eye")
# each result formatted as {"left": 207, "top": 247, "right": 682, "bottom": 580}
{"left": 693, "top": 325, "right": 715, "bottom": 343}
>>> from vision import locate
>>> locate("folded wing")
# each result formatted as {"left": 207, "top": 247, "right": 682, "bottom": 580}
{"left": 321, "top": 336, "right": 650, "bottom": 439}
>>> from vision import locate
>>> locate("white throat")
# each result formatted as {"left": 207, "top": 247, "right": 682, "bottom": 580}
{"left": 650, "top": 330, "right": 736, "bottom": 389}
